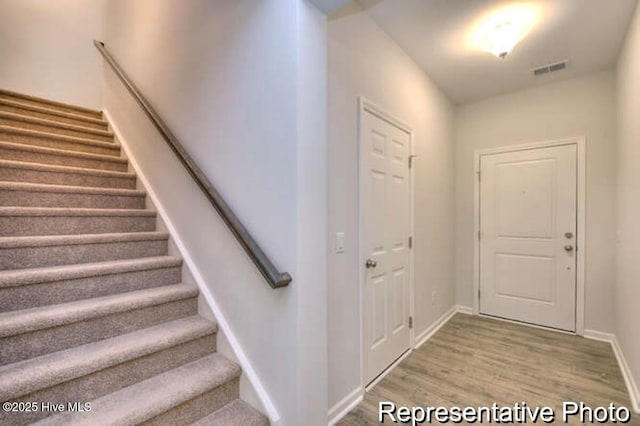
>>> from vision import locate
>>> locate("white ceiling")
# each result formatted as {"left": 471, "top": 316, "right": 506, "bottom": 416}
{"left": 358, "top": 0, "right": 638, "bottom": 104}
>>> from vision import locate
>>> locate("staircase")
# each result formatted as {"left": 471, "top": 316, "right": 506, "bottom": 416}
{"left": 0, "top": 89, "right": 269, "bottom": 425}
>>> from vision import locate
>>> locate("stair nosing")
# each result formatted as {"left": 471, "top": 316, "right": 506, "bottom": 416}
{"left": 0, "top": 256, "right": 183, "bottom": 288}
{"left": 0, "top": 89, "right": 103, "bottom": 117}
{"left": 0, "top": 231, "right": 169, "bottom": 249}
{"left": 0, "top": 316, "right": 216, "bottom": 401}
{"left": 0, "top": 111, "right": 113, "bottom": 137}
{"left": 34, "top": 354, "right": 241, "bottom": 426}
{"left": 0, "top": 125, "right": 119, "bottom": 149}
{"left": 0, "top": 98, "right": 106, "bottom": 125}
{"left": 0, "top": 159, "right": 136, "bottom": 179}
{"left": 0, "top": 140, "right": 128, "bottom": 163}
{"left": 0, "top": 283, "right": 198, "bottom": 339}
{"left": 0, "top": 181, "right": 145, "bottom": 197}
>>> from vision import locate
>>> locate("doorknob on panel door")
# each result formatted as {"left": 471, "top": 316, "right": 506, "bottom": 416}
{"left": 564, "top": 245, "right": 574, "bottom": 252}
{"left": 365, "top": 259, "right": 377, "bottom": 269}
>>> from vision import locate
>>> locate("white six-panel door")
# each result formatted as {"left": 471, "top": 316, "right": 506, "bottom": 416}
{"left": 479, "top": 144, "right": 577, "bottom": 331}
{"left": 360, "top": 106, "right": 411, "bottom": 385}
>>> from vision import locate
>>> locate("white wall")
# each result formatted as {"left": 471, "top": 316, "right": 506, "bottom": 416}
{"left": 296, "top": 2, "right": 329, "bottom": 423}
{"left": 455, "top": 71, "right": 618, "bottom": 333}
{"left": 327, "top": 3, "right": 456, "bottom": 415}
{"left": 616, "top": 1, "right": 640, "bottom": 412}
{"left": 0, "top": 0, "right": 103, "bottom": 109}
{"left": 103, "top": 1, "right": 327, "bottom": 424}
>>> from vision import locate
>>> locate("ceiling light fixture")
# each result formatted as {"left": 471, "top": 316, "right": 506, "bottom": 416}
{"left": 485, "top": 21, "right": 519, "bottom": 58}
{"left": 465, "top": 3, "right": 543, "bottom": 59}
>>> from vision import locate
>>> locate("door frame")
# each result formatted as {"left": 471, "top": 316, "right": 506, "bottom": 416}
{"left": 358, "top": 97, "right": 415, "bottom": 389}
{"left": 473, "top": 137, "right": 586, "bottom": 335}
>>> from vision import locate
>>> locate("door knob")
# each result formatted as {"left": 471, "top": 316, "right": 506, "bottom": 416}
{"left": 564, "top": 245, "right": 574, "bottom": 252}
{"left": 365, "top": 259, "right": 377, "bottom": 269}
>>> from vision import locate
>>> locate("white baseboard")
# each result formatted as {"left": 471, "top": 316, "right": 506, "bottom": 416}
{"left": 415, "top": 305, "right": 470, "bottom": 349}
{"left": 583, "top": 329, "right": 615, "bottom": 342}
{"left": 104, "top": 109, "right": 281, "bottom": 425}
{"left": 612, "top": 336, "right": 640, "bottom": 414}
{"left": 584, "top": 330, "right": 639, "bottom": 414}
{"left": 328, "top": 387, "right": 364, "bottom": 426}
{"left": 456, "top": 305, "right": 473, "bottom": 315}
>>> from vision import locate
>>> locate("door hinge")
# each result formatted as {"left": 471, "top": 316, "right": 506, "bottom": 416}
{"left": 478, "top": 230, "right": 481, "bottom": 240}
{"left": 408, "top": 236, "right": 413, "bottom": 249}
{"left": 477, "top": 170, "right": 481, "bottom": 182}
{"left": 478, "top": 288, "right": 481, "bottom": 300}
{"left": 409, "top": 155, "right": 417, "bottom": 169}
{"left": 409, "top": 316, "right": 413, "bottom": 329}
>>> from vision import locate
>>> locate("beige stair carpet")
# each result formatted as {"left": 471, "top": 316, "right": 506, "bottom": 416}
{"left": 0, "top": 88, "right": 269, "bottom": 425}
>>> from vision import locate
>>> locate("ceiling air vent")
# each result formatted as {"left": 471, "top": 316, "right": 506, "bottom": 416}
{"left": 531, "top": 60, "right": 568, "bottom": 76}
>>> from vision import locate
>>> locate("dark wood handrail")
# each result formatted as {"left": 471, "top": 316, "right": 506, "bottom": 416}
{"left": 94, "top": 40, "right": 292, "bottom": 289}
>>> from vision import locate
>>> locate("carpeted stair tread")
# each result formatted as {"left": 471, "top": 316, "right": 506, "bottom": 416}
{"left": 0, "top": 99, "right": 108, "bottom": 131}
{"left": 0, "top": 111, "right": 113, "bottom": 138}
{"left": 0, "top": 231, "right": 168, "bottom": 249}
{"left": 0, "top": 159, "right": 137, "bottom": 189}
{"left": 0, "top": 125, "right": 117, "bottom": 147}
{"left": 0, "top": 207, "right": 156, "bottom": 237}
{"left": 0, "top": 89, "right": 102, "bottom": 118}
{"left": 192, "top": 400, "right": 270, "bottom": 426}
{"left": 0, "top": 180, "right": 145, "bottom": 209}
{"left": 0, "top": 316, "right": 216, "bottom": 402}
{"left": 0, "top": 283, "right": 198, "bottom": 339}
{"left": 0, "top": 140, "right": 126, "bottom": 165}
{"left": 0, "top": 232, "right": 169, "bottom": 270}
{"left": 0, "top": 97, "right": 105, "bottom": 126}
{"left": 0, "top": 125, "right": 121, "bottom": 155}
{"left": 0, "top": 256, "right": 182, "bottom": 289}
{"left": 0, "top": 111, "right": 113, "bottom": 140}
{"left": 35, "top": 354, "right": 241, "bottom": 426}
{"left": 0, "top": 181, "right": 144, "bottom": 198}
{"left": 0, "top": 206, "right": 154, "bottom": 217}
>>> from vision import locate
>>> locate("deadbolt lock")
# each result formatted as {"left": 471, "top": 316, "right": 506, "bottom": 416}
{"left": 564, "top": 232, "right": 574, "bottom": 239}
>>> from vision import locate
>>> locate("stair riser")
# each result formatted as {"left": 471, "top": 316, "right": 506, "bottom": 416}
{"left": 0, "top": 238, "right": 168, "bottom": 270}
{"left": 0, "top": 215, "right": 155, "bottom": 237}
{"left": 0, "top": 94, "right": 101, "bottom": 120}
{"left": 146, "top": 379, "right": 239, "bottom": 426}
{"left": 0, "top": 104, "right": 107, "bottom": 130}
{"left": 0, "top": 297, "right": 198, "bottom": 365}
{"left": 0, "top": 167, "right": 137, "bottom": 189}
{"left": 0, "top": 131, "right": 120, "bottom": 156}
{"left": 0, "top": 145, "right": 128, "bottom": 172}
{"left": 0, "top": 118, "right": 112, "bottom": 142}
{"left": 0, "top": 335, "right": 216, "bottom": 425}
{"left": 0, "top": 265, "right": 182, "bottom": 312}
{"left": 0, "top": 189, "right": 145, "bottom": 209}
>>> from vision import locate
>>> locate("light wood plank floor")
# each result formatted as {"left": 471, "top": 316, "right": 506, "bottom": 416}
{"left": 339, "top": 314, "right": 638, "bottom": 425}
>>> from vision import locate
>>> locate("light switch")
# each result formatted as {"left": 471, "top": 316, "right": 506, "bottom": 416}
{"left": 335, "top": 232, "right": 345, "bottom": 254}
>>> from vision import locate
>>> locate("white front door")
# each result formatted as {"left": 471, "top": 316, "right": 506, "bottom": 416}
{"left": 479, "top": 144, "right": 577, "bottom": 331}
{"left": 360, "top": 106, "right": 411, "bottom": 385}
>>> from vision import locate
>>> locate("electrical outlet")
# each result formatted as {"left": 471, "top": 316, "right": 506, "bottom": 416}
{"left": 335, "top": 232, "right": 345, "bottom": 254}
{"left": 431, "top": 290, "right": 437, "bottom": 305}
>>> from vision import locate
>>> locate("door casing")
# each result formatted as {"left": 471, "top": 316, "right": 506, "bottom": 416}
{"left": 358, "top": 97, "right": 415, "bottom": 389}
{"left": 473, "top": 137, "right": 586, "bottom": 335}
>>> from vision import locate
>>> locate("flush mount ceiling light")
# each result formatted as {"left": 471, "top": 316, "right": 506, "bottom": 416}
{"left": 485, "top": 21, "right": 520, "bottom": 58}
{"left": 466, "top": 3, "right": 543, "bottom": 59}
